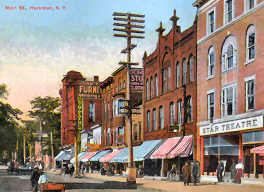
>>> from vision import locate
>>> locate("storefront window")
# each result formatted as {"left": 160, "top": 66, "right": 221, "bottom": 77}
{"left": 243, "top": 131, "right": 264, "bottom": 143}
{"left": 204, "top": 137, "right": 210, "bottom": 146}
{"left": 211, "top": 136, "right": 218, "bottom": 145}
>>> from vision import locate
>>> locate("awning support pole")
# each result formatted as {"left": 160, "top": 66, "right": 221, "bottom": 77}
{"left": 254, "top": 153, "right": 256, "bottom": 178}
{"left": 161, "top": 158, "right": 165, "bottom": 177}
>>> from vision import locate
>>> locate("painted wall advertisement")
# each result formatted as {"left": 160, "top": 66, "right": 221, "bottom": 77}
{"left": 78, "top": 81, "right": 102, "bottom": 98}
{"left": 77, "top": 98, "right": 82, "bottom": 152}
{"left": 130, "top": 68, "right": 143, "bottom": 91}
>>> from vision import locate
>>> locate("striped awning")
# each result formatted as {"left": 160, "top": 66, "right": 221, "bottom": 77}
{"left": 55, "top": 151, "right": 71, "bottom": 161}
{"left": 81, "top": 152, "right": 97, "bottom": 162}
{"left": 251, "top": 145, "right": 264, "bottom": 154}
{"left": 99, "top": 150, "right": 122, "bottom": 163}
{"left": 167, "top": 135, "right": 193, "bottom": 158}
{"left": 90, "top": 150, "right": 111, "bottom": 162}
{"left": 111, "top": 147, "right": 137, "bottom": 163}
{"left": 70, "top": 152, "right": 87, "bottom": 163}
{"left": 150, "top": 137, "right": 181, "bottom": 159}
{"left": 124, "top": 139, "right": 163, "bottom": 162}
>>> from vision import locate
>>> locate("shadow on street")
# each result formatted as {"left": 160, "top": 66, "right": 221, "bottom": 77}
{"left": 56, "top": 181, "right": 139, "bottom": 190}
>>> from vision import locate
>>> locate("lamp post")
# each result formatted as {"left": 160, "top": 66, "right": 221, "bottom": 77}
{"left": 113, "top": 12, "right": 145, "bottom": 184}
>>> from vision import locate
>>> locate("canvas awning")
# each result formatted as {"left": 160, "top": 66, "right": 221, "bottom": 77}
{"left": 167, "top": 135, "right": 193, "bottom": 158}
{"left": 251, "top": 145, "right": 264, "bottom": 154}
{"left": 81, "top": 152, "right": 97, "bottom": 162}
{"left": 90, "top": 150, "right": 111, "bottom": 162}
{"left": 124, "top": 139, "right": 163, "bottom": 162}
{"left": 150, "top": 137, "right": 181, "bottom": 159}
{"left": 55, "top": 151, "right": 71, "bottom": 161}
{"left": 110, "top": 147, "right": 137, "bottom": 163}
{"left": 70, "top": 152, "right": 87, "bottom": 163}
{"left": 99, "top": 150, "right": 122, "bottom": 163}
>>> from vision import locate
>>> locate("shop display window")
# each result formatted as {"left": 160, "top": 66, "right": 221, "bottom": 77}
{"left": 243, "top": 131, "right": 264, "bottom": 143}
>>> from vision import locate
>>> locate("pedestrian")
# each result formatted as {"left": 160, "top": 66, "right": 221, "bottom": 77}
{"left": 38, "top": 170, "right": 49, "bottom": 191}
{"left": 217, "top": 160, "right": 224, "bottom": 182}
{"left": 230, "top": 160, "right": 237, "bottom": 182}
{"left": 234, "top": 159, "right": 244, "bottom": 184}
{"left": 170, "top": 164, "right": 177, "bottom": 176}
{"left": 192, "top": 161, "right": 199, "bottom": 185}
{"left": 182, "top": 161, "right": 191, "bottom": 186}
{"left": 86, "top": 162, "right": 89, "bottom": 173}
{"left": 30, "top": 166, "right": 40, "bottom": 192}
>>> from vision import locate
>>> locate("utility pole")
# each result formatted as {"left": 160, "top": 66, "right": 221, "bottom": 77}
{"left": 70, "top": 119, "right": 79, "bottom": 176}
{"left": 182, "top": 84, "right": 187, "bottom": 136}
{"left": 23, "top": 136, "right": 26, "bottom": 164}
{"left": 29, "top": 144, "right": 32, "bottom": 168}
{"left": 113, "top": 12, "right": 145, "bottom": 184}
{"left": 51, "top": 131, "right": 54, "bottom": 168}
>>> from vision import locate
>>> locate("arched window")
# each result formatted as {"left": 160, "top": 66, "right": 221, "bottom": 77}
{"left": 155, "top": 74, "right": 158, "bottom": 97}
{"left": 176, "top": 61, "right": 180, "bottom": 87}
{"left": 146, "top": 78, "right": 149, "bottom": 100}
{"left": 89, "top": 102, "right": 95, "bottom": 122}
{"left": 153, "top": 108, "right": 157, "bottom": 131}
{"left": 159, "top": 106, "right": 164, "bottom": 129}
{"left": 221, "top": 35, "right": 238, "bottom": 72}
{"left": 168, "top": 66, "right": 171, "bottom": 90}
{"left": 123, "top": 81, "right": 126, "bottom": 88}
{"left": 186, "top": 96, "right": 192, "bottom": 123}
{"left": 189, "top": 55, "right": 194, "bottom": 82}
{"left": 182, "top": 58, "right": 187, "bottom": 85}
{"left": 227, "top": 45, "right": 233, "bottom": 69}
{"left": 147, "top": 110, "right": 151, "bottom": 132}
{"left": 150, "top": 76, "right": 153, "bottom": 98}
{"left": 169, "top": 102, "right": 175, "bottom": 125}
{"left": 208, "top": 46, "right": 215, "bottom": 77}
{"left": 246, "top": 25, "right": 255, "bottom": 61}
{"left": 162, "top": 69, "right": 167, "bottom": 93}
{"left": 177, "top": 99, "right": 182, "bottom": 124}
{"left": 119, "top": 81, "right": 122, "bottom": 90}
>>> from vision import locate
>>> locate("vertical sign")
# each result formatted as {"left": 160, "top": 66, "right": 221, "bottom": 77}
{"left": 77, "top": 98, "right": 82, "bottom": 152}
{"left": 130, "top": 68, "right": 143, "bottom": 91}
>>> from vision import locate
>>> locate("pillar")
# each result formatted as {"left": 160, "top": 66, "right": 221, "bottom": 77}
{"left": 239, "top": 134, "right": 243, "bottom": 161}
{"left": 161, "top": 158, "right": 165, "bottom": 177}
{"left": 200, "top": 137, "right": 204, "bottom": 175}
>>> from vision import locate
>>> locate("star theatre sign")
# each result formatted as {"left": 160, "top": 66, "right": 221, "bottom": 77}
{"left": 200, "top": 116, "right": 263, "bottom": 136}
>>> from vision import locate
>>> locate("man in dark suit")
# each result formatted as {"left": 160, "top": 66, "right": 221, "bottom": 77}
{"left": 217, "top": 161, "right": 224, "bottom": 182}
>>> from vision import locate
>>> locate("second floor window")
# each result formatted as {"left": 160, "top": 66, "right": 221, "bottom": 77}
{"left": 159, "top": 106, "right": 164, "bottom": 129}
{"left": 113, "top": 98, "right": 124, "bottom": 117}
{"left": 89, "top": 102, "right": 95, "bottom": 122}
{"left": 208, "top": 92, "right": 215, "bottom": 119}
{"left": 170, "top": 102, "right": 175, "bottom": 125}
{"left": 177, "top": 99, "right": 183, "bottom": 124}
{"left": 227, "top": 45, "right": 234, "bottom": 69}
{"left": 150, "top": 77, "right": 153, "bottom": 98}
{"left": 162, "top": 69, "right": 167, "bottom": 93}
{"left": 246, "top": 25, "right": 256, "bottom": 61}
{"left": 146, "top": 79, "right": 149, "bottom": 100}
{"left": 168, "top": 66, "right": 171, "bottom": 90}
{"left": 189, "top": 56, "right": 194, "bottom": 82}
{"left": 147, "top": 110, "right": 151, "bottom": 132}
{"left": 153, "top": 108, "right": 157, "bottom": 131}
{"left": 186, "top": 96, "right": 192, "bottom": 123}
{"left": 226, "top": 0, "right": 233, "bottom": 22}
{"left": 246, "top": 79, "right": 254, "bottom": 110}
{"left": 222, "top": 86, "right": 236, "bottom": 116}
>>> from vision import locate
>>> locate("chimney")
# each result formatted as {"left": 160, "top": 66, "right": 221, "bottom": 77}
{"left": 94, "top": 75, "right": 99, "bottom": 82}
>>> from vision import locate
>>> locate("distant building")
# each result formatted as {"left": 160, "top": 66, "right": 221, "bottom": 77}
{"left": 99, "top": 66, "right": 143, "bottom": 150}
{"left": 193, "top": 0, "right": 264, "bottom": 176}
{"left": 60, "top": 71, "right": 102, "bottom": 149}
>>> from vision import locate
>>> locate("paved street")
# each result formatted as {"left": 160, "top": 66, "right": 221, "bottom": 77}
{"left": 1, "top": 165, "right": 264, "bottom": 192}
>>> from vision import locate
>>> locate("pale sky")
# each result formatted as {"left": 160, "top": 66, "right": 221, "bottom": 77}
{"left": 0, "top": 0, "right": 196, "bottom": 118}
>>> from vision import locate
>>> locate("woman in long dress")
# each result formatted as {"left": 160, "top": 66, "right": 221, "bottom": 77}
{"left": 230, "top": 160, "right": 236, "bottom": 182}
{"left": 182, "top": 161, "right": 191, "bottom": 186}
{"left": 234, "top": 159, "right": 244, "bottom": 184}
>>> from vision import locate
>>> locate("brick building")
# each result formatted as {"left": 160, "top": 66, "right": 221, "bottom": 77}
{"left": 142, "top": 9, "right": 197, "bottom": 174}
{"left": 193, "top": 0, "right": 264, "bottom": 176}
{"left": 60, "top": 71, "right": 102, "bottom": 147}
{"left": 99, "top": 66, "right": 143, "bottom": 149}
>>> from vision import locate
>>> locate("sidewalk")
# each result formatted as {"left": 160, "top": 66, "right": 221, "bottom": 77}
{"left": 47, "top": 169, "right": 264, "bottom": 192}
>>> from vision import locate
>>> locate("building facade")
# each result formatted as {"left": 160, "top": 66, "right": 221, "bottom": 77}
{"left": 142, "top": 10, "right": 197, "bottom": 176}
{"left": 193, "top": 0, "right": 264, "bottom": 176}
{"left": 100, "top": 66, "right": 143, "bottom": 149}
{"left": 143, "top": 10, "right": 197, "bottom": 155}
{"left": 60, "top": 71, "right": 102, "bottom": 148}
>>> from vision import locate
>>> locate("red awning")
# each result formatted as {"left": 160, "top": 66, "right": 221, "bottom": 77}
{"left": 251, "top": 145, "right": 264, "bottom": 154}
{"left": 99, "top": 150, "right": 122, "bottom": 162}
{"left": 150, "top": 137, "right": 181, "bottom": 159}
{"left": 81, "top": 152, "right": 97, "bottom": 162}
{"left": 167, "top": 135, "right": 193, "bottom": 158}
